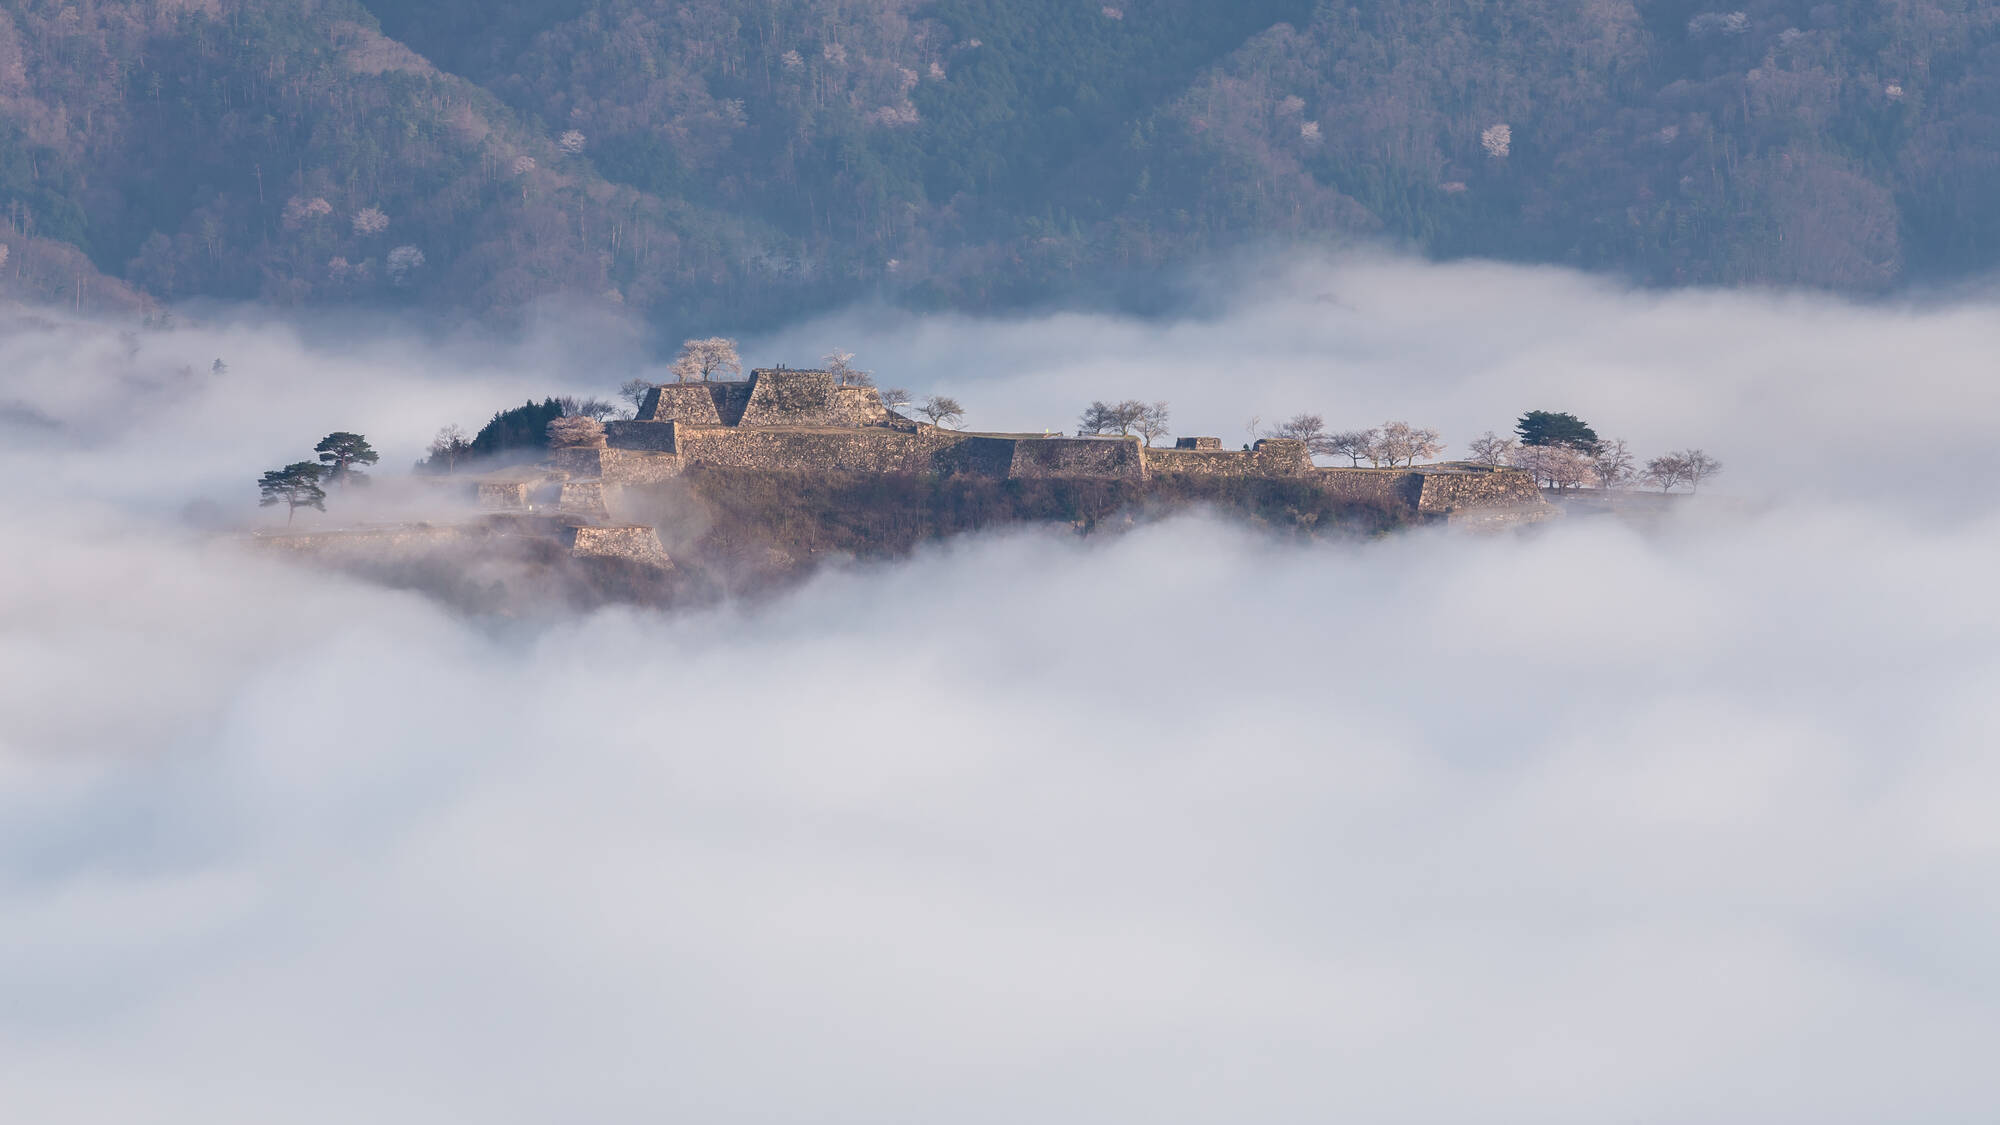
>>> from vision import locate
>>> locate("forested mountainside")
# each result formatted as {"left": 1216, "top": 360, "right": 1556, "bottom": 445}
{"left": 2, "top": 0, "right": 1997, "bottom": 324}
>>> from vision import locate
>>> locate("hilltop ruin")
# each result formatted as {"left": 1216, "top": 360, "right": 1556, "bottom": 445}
{"left": 536, "top": 367, "right": 1549, "bottom": 518}
{"left": 261, "top": 368, "right": 1553, "bottom": 611}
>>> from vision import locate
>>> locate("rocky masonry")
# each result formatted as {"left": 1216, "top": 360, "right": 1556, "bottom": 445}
{"left": 263, "top": 368, "right": 1552, "bottom": 612}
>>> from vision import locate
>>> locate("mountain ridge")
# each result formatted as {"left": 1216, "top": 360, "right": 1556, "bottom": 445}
{"left": 3, "top": 0, "right": 1997, "bottom": 326}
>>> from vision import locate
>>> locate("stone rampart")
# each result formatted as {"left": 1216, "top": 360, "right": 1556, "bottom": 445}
{"left": 672, "top": 425, "right": 933, "bottom": 474}
{"left": 604, "top": 419, "right": 679, "bottom": 452}
{"left": 929, "top": 433, "right": 1019, "bottom": 477}
{"left": 567, "top": 525, "right": 671, "bottom": 567}
{"left": 1308, "top": 468, "right": 1427, "bottom": 508}
{"left": 1006, "top": 435, "right": 1146, "bottom": 480}
{"left": 639, "top": 383, "right": 727, "bottom": 425}
{"left": 1414, "top": 466, "right": 1545, "bottom": 513}
{"left": 597, "top": 448, "right": 685, "bottom": 484}
{"left": 739, "top": 369, "right": 892, "bottom": 428}
{"left": 1144, "top": 439, "right": 1310, "bottom": 478}
{"left": 642, "top": 370, "right": 890, "bottom": 429}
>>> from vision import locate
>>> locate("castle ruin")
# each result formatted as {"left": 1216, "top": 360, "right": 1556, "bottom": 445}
{"left": 525, "top": 367, "right": 1548, "bottom": 522}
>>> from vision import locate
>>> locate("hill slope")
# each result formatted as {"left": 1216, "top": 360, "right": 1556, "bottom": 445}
{"left": 4, "top": 0, "right": 1999, "bottom": 324}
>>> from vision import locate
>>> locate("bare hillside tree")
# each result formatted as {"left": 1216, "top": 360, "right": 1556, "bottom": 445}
{"left": 879, "top": 386, "right": 911, "bottom": 411}
{"left": 917, "top": 395, "right": 965, "bottom": 428}
{"left": 557, "top": 395, "right": 620, "bottom": 420}
{"left": 1324, "top": 429, "right": 1377, "bottom": 466}
{"left": 1644, "top": 452, "right": 1691, "bottom": 492}
{"left": 1683, "top": 450, "right": 1723, "bottom": 493}
{"left": 427, "top": 424, "right": 469, "bottom": 473}
{"left": 618, "top": 378, "right": 657, "bottom": 415}
{"left": 1265, "top": 414, "right": 1330, "bottom": 459}
{"left": 1369, "top": 421, "right": 1444, "bottom": 467}
{"left": 1079, "top": 399, "right": 1150, "bottom": 436}
{"left": 1078, "top": 401, "right": 1118, "bottom": 434}
{"left": 671, "top": 337, "right": 742, "bottom": 382}
{"left": 1468, "top": 430, "right": 1516, "bottom": 467}
{"left": 1135, "top": 401, "right": 1172, "bottom": 447}
{"left": 1592, "top": 439, "right": 1636, "bottom": 489}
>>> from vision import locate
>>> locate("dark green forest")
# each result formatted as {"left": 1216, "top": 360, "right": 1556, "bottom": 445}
{"left": 2, "top": 0, "right": 1997, "bottom": 325}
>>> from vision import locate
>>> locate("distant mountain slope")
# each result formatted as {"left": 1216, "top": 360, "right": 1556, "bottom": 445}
{"left": 4, "top": 0, "right": 2000, "bottom": 325}
{"left": 0, "top": 0, "right": 792, "bottom": 321}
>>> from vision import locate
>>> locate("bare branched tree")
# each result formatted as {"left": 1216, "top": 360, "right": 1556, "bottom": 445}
{"left": 1644, "top": 452, "right": 1692, "bottom": 493}
{"left": 917, "top": 395, "right": 965, "bottom": 428}
{"left": 1079, "top": 401, "right": 1118, "bottom": 434}
{"left": 427, "top": 424, "right": 470, "bottom": 473}
{"left": 1135, "top": 401, "right": 1172, "bottom": 447}
{"left": 1324, "top": 429, "right": 1377, "bottom": 466}
{"left": 670, "top": 337, "right": 742, "bottom": 382}
{"left": 1683, "top": 449, "right": 1723, "bottom": 493}
{"left": 879, "top": 386, "right": 912, "bottom": 411}
{"left": 1266, "top": 413, "right": 1326, "bottom": 445}
{"left": 1369, "top": 421, "right": 1444, "bottom": 467}
{"left": 618, "top": 378, "right": 657, "bottom": 415}
{"left": 557, "top": 395, "right": 620, "bottom": 420}
{"left": 1467, "top": 430, "right": 1516, "bottom": 467}
{"left": 1592, "top": 438, "right": 1636, "bottom": 489}
{"left": 1079, "top": 399, "right": 1147, "bottom": 435}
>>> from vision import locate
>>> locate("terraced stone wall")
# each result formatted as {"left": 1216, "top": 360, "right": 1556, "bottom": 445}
{"left": 1005, "top": 435, "right": 1146, "bottom": 479}
{"left": 1415, "top": 468, "right": 1545, "bottom": 512}
{"left": 1144, "top": 438, "right": 1311, "bottom": 478}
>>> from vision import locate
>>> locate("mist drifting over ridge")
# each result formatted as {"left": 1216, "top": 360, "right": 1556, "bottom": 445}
{"left": 3, "top": 254, "right": 2000, "bottom": 1122}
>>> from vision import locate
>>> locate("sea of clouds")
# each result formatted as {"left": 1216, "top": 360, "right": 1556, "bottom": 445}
{"left": 3, "top": 255, "right": 1998, "bottom": 1122}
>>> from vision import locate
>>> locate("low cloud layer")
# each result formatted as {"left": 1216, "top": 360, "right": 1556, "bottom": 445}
{"left": 3, "top": 257, "right": 1999, "bottom": 1122}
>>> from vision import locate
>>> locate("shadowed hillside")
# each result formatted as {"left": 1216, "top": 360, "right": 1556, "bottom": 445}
{"left": 5, "top": 0, "right": 1999, "bottom": 323}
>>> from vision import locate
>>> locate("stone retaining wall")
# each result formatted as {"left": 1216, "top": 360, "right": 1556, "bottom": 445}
{"left": 638, "top": 383, "right": 728, "bottom": 424}
{"left": 603, "top": 419, "right": 678, "bottom": 452}
{"left": 1309, "top": 468, "right": 1428, "bottom": 508}
{"left": 1144, "top": 439, "right": 1310, "bottom": 478}
{"left": 1415, "top": 467, "right": 1545, "bottom": 512}
{"left": 673, "top": 426, "right": 933, "bottom": 474}
{"left": 567, "top": 525, "right": 671, "bottom": 567}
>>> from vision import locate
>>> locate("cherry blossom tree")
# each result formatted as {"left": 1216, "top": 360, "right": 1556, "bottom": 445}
{"left": 671, "top": 337, "right": 742, "bottom": 382}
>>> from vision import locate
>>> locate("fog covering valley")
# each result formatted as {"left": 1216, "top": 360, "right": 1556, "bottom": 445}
{"left": 4, "top": 255, "right": 2000, "bottom": 1121}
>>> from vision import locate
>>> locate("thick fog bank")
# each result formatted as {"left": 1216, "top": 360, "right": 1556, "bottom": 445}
{"left": 3, "top": 256, "right": 1999, "bottom": 1122}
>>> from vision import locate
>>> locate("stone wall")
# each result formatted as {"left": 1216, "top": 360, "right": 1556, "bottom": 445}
{"left": 1176, "top": 436, "right": 1224, "bottom": 450}
{"left": 1414, "top": 466, "right": 1546, "bottom": 513}
{"left": 1308, "top": 468, "right": 1427, "bottom": 508}
{"left": 643, "top": 370, "right": 891, "bottom": 429}
{"left": 928, "top": 433, "right": 1019, "bottom": 477}
{"left": 551, "top": 447, "right": 604, "bottom": 477}
{"left": 638, "top": 383, "right": 727, "bottom": 424}
{"left": 1144, "top": 440, "right": 1310, "bottom": 478}
{"left": 672, "top": 425, "right": 933, "bottom": 474}
{"left": 597, "top": 448, "right": 685, "bottom": 484}
{"left": 1006, "top": 435, "right": 1146, "bottom": 479}
{"left": 604, "top": 419, "right": 678, "bottom": 452}
{"left": 567, "top": 525, "right": 671, "bottom": 567}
